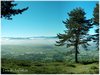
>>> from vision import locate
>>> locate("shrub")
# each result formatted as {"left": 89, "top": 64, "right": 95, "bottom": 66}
{"left": 67, "top": 64, "right": 76, "bottom": 67}
{"left": 91, "top": 66, "right": 98, "bottom": 69}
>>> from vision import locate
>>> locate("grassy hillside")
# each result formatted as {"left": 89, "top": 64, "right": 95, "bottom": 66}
{"left": 1, "top": 58, "right": 99, "bottom": 74}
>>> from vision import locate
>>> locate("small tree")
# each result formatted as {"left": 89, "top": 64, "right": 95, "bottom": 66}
{"left": 1, "top": 1, "right": 28, "bottom": 20}
{"left": 93, "top": 3, "right": 99, "bottom": 49}
{"left": 56, "top": 8, "right": 92, "bottom": 63}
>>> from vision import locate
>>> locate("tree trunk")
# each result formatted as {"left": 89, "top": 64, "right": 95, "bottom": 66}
{"left": 75, "top": 33, "right": 79, "bottom": 63}
{"left": 75, "top": 45, "right": 78, "bottom": 63}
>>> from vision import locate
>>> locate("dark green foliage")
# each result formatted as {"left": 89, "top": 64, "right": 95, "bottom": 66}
{"left": 93, "top": 3, "right": 99, "bottom": 25}
{"left": 90, "top": 66, "right": 99, "bottom": 74}
{"left": 67, "top": 64, "right": 76, "bottom": 67}
{"left": 91, "top": 66, "right": 98, "bottom": 69}
{"left": 17, "top": 63, "right": 31, "bottom": 67}
{"left": 56, "top": 8, "right": 92, "bottom": 63}
{"left": 1, "top": 1, "right": 28, "bottom": 20}
{"left": 80, "top": 60, "right": 98, "bottom": 65}
{"left": 92, "top": 3, "right": 99, "bottom": 49}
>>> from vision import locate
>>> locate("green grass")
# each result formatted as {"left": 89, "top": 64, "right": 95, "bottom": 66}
{"left": 1, "top": 58, "right": 99, "bottom": 74}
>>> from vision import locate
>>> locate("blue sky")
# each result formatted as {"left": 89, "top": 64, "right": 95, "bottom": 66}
{"left": 1, "top": 1, "right": 98, "bottom": 37}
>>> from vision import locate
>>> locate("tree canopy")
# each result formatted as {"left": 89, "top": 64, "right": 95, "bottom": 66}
{"left": 93, "top": 3, "right": 99, "bottom": 25}
{"left": 1, "top": 1, "right": 28, "bottom": 20}
{"left": 92, "top": 3, "right": 99, "bottom": 49}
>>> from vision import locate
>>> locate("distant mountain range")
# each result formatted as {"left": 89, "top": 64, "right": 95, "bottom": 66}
{"left": 2, "top": 36, "right": 57, "bottom": 40}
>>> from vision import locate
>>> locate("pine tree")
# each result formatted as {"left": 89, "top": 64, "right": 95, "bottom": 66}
{"left": 93, "top": 3, "right": 99, "bottom": 49}
{"left": 1, "top": 1, "right": 28, "bottom": 20}
{"left": 56, "top": 8, "right": 92, "bottom": 63}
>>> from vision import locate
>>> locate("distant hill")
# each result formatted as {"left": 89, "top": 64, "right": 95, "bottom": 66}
{"left": 2, "top": 36, "right": 57, "bottom": 40}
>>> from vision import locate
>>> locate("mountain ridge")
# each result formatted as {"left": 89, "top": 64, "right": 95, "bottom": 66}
{"left": 2, "top": 36, "right": 57, "bottom": 40}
